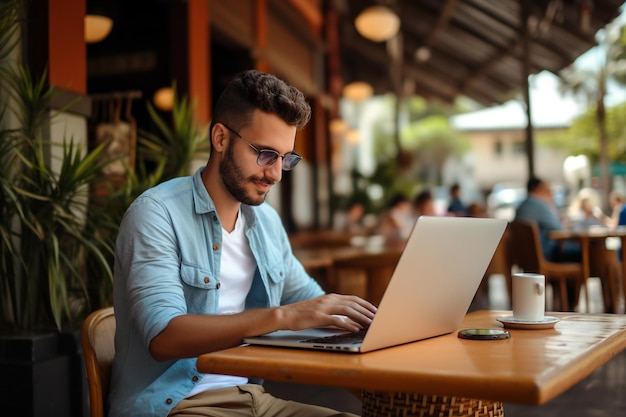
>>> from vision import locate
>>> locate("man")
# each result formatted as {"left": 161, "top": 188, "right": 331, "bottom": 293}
{"left": 514, "top": 177, "right": 581, "bottom": 309}
{"left": 514, "top": 177, "right": 577, "bottom": 262}
{"left": 446, "top": 184, "right": 467, "bottom": 216}
{"left": 108, "top": 70, "right": 376, "bottom": 417}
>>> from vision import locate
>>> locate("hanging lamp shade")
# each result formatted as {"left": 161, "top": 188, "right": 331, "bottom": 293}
{"left": 153, "top": 87, "right": 174, "bottom": 111}
{"left": 345, "top": 128, "right": 361, "bottom": 144}
{"left": 329, "top": 118, "right": 349, "bottom": 134}
{"left": 84, "top": 14, "right": 113, "bottom": 43}
{"left": 354, "top": 6, "right": 400, "bottom": 42}
{"left": 342, "top": 81, "right": 374, "bottom": 102}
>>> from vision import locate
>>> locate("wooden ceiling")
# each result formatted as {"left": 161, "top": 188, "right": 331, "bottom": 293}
{"left": 338, "top": 0, "right": 625, "bottom": 106}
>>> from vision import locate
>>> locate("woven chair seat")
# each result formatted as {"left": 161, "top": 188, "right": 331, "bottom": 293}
{"left": 362, "top": 391, "right": 504, "bottom": 417}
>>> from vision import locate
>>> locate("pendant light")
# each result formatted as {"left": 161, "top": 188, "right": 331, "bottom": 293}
{"left": 354, "top": 6, "right": 400, "bottom": 42}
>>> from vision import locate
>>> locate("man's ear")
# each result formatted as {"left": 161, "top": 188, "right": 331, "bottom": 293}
{"left": 211, "top": 123, "right": 229, "bottom": 152}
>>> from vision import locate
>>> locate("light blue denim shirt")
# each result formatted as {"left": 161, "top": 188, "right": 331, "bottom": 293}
{"left": 108, "top": 167, "right": 324, "bottom": 417}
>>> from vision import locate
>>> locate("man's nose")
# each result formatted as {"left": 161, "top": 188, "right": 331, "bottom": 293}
{"left": 266, "top": 159, "right": 283, "bottom": 183}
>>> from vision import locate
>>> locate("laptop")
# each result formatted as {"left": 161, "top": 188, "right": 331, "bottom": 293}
{"left": 244, "top": 216, "right": 507, "bottom": 353}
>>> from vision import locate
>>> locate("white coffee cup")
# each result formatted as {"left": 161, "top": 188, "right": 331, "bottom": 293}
{"left": 512, "top": 272, "right": 545, "bottom": 321}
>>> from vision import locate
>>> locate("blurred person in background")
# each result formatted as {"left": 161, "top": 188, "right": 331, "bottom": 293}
{"left": 515, "top": 177, "right": 582, "bottom": 310}
{"left": 515, "top": 177, "right": 579, "bottom": 262}
{"left": 334, "top": 199, "right": 367, "bottom": 235}
{"left": 605, "top": 191, "right": 625, "bottom": 229}
{"left": 571, "top": 197, "right": 606, "bottom": 229}
{"left": 379, "top": 193, "right": 414, "bottom": 244}
{"left": 467, "top": 202, "right": 487, "bottom": 218}
{"left": 446, "top": 183, "right": 467, "bottom": 216}
{"left": 413, "top": 189, "right": 437, "bottom": 217}
{"left": 619, "top": 200, "right": 626, "bottom": 226}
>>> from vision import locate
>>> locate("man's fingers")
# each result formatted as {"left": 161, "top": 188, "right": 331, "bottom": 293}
{"left": 330, "top": 314, "right": 362, "bottom": 332}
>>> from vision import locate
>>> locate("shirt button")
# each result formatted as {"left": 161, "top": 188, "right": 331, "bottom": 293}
{"left": 213, "top": 215, "right": 218, "bottom": 221}
{"left": 192, "top": 376, "right": 199, "bottom": 382}
{"left": 203, "top": 277, "right": 210, "bottom": 284}
{"left": 212, "top": 244, "right": 219, "bottom": 251}
{"left": 216, "top": 282, "right": 221, "bottom": 289}
{"left": 165, "top": 398, "right": 173, "bottom": 405}
{"left": 280, "top": 271, "right": 283, "bottom": 277}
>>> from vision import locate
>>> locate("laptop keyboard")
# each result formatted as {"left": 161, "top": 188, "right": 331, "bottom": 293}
{"left": 300, "top": 328, "right": 367, "bottom": 345}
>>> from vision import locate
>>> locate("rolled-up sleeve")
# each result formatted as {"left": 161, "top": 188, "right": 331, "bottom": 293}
{"left": 117, "top": 196, "right": 188, "bottom": 349}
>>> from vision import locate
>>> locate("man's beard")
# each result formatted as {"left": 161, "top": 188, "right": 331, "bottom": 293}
{"left": 219, "top": 143, "right": 273, "bottom": 206}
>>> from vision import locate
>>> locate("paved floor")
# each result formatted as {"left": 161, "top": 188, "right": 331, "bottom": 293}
{"left": 264, "top": 275, "right": 626, "bottom": 416}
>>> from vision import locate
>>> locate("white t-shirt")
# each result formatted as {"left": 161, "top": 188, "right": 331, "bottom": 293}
{"left": 186, "top": 209, "right": 256, "bottom": 397}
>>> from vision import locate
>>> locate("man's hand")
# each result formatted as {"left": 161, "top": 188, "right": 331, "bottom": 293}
{"left": 276, "top": 293, "right": 377, "bottom": 333}
{"left": 150, "top": 294, "right": 376, "bottom": 361}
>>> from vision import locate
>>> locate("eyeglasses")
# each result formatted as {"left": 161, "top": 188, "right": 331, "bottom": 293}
{"left": 220, "top": 123, "right": 302, "bottom": 171}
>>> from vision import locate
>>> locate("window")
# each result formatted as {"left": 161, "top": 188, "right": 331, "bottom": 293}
{"left": 494, "top": 139, "right": 503, "bottom": 157}
{"left": 512, "top": 140, "right": 525, "bottom": 156}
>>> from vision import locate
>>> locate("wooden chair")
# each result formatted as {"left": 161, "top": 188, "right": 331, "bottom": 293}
{"left": 480, "top": 226, "right": 512, "bottom": 303}
{"left": 508, "top": 220, "right": 585, "bottom": 311}
{"left": 331, "top": 250, "right": 402, "bottom": 306}
{"left": 588, "top": 243, "right": 622, "bottom": 313}
{"left": 81, "top": 306, "right": 116, "bottom": 417}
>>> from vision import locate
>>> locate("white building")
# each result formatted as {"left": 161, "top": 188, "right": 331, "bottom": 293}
{"left": 450, "top": 72, "right": 585, "bottom": 195}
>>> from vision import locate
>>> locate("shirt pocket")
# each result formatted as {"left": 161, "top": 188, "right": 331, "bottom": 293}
{"left": 180, "top": 263, "right": 219, "bottom": 314}
{"left": 265, "top": 258, "right": 287, "bottom": 306}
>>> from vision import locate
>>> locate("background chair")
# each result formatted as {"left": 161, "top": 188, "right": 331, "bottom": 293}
{"left": 81, "top": 306, "right": 116, "bottom": 417}
{"left": 588, "top": 241, "right": 622, "bottom": 313}
{"left": 480, "top": 226, "right": 512, "bottom": 305}
{"left": 508, "top": 220, "right": 585, "bottom": 311}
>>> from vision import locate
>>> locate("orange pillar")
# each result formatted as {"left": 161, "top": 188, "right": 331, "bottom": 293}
{"left": 187, "top": 0, "right": 211, "bottom": 123}
{"left": 254, "top": 0, "right": 270, "bottom": 73}
{"left": 26, "top": 0, "right": 86, "bottom": 95}
{"left": 48, "top": 0, "right": 86, "bottom": 94}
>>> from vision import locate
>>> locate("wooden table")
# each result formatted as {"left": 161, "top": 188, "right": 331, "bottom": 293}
{"left": 293, "top": 241, "right": 402, "bottom": 269}
{"left": 197, "top": 310, "right": 626, "bottom": 416}
{"left": 550, "top": 226, "right": 626, "bottom": 312}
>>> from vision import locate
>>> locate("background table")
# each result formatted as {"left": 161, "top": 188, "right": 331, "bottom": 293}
{"left": 197, "top": 310, "right": 626, "bottom": 416}
{"left": 293, "top": 244, "right": 403, "bottom": 304}
{"left": 550, "top": 226, "right": 626, "bottom": 312}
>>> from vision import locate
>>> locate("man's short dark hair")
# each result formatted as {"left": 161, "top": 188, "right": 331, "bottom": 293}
{"left": 211, "top": 70, "right": 311, "bottom": 133}
{"left": 527, "top": 177, "right": 543, "bottom": 193}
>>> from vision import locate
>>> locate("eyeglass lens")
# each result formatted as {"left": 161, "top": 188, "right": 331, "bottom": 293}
{"left": 257, "top": 150, "right": 301, "bottom": 170}
{"left": 221, "top": 122, "right": 302, "bottom": 171}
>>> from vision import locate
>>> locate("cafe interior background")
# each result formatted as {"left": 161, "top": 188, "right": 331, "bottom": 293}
{"left": 3, "top": 2, "right": 626, "bottom": 415}
{"left": 15, "top": 0, "right": 626, "bottom": 232}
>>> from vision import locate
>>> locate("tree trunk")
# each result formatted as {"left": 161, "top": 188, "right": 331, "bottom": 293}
{"left": 596, "top": 95, "right": 611, "bottom": 212}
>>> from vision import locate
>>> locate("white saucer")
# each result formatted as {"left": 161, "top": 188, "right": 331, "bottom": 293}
{"left": 496, "top": 316, "right": 560, "bottom": 330}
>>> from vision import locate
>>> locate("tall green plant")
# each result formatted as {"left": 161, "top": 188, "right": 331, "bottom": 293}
{"left": 0, "top": 0, "right": 114, "bottom": 331}
{"left": 558, "top": 21, "right": 626, "bottom": 210}
{"left": 139, "top": 84, "right": 210, "bottom": 182}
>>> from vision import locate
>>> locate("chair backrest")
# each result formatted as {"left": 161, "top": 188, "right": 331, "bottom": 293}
{"left": 485, "top": 225, "right": 511, "bottom": 278}
{"left": 508, "top": 220, "right": 544, "bottom": 272}
{"left": 81, "top": 306, "right": 116, "bottom": 417}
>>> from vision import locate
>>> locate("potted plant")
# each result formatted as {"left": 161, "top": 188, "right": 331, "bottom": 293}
{"left": 0, "top": 1, "right": 115, "bottom": 415}
{"left": 1, "top": 2, "right": 210, "bottom": 414}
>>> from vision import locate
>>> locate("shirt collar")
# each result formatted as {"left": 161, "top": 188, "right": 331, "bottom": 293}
{"left": 191, "top": 167, "right": 258, "bottom": 228}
